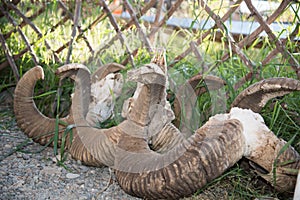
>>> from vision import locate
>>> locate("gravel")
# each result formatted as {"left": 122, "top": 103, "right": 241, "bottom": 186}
{"left": 0, "top": 108, "right": 139, "bottom": 200}
{"left": 1, "top": 106, "right": 281, "bottom": 200}
{"left": 0, "top": 105, "right": 231, "bottom": 200}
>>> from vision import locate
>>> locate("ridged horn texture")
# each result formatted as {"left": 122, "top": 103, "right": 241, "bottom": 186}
{"left": 126, "top": 63, "right": 168, "bottom": 126}
{"left": 255, "top": 138, "right": 300, "bottom": 192}
{"left": 115, "top": 67, "right": 300, "bottom": 198}
{"left": 113, "top": 62, "right": 245, "bottom": 199}
{"left": 149, "top": 123, "right": 185, "bottom": 153}
{"left": 114, "top": 118, "right": 245, "bottom": 199}
{"left": 55, "top": 63, "right": 121, "bottom": 167}
{"left": 55, "top": 62, "right": 175, "bottom": 167}
{"left": 14, "top": 63, "right": 124, "bottom": 147}
{"left": 150, "top": 75, "right": 225, "bottom": 154}
{"left": 14, "top": 66, "right": 72, "bottom": 145}
{"left": 231, "top": 77, "right": 300, "bottom": 112}
{"left": 229, "top": 78, "right": 300, "bottom": 192}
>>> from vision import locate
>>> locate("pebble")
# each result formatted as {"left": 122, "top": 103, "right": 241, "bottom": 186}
{"left": 52, "top": 155, "right": 61, "bottom": 163}
{"left": 22, "top": 154, "right": 30, "bottom": 160}
{"left": 66, "top": 173, "right": 80, "bottom": 179}
{"left": 4, "top": 144, "right": 12, "bottom": 148}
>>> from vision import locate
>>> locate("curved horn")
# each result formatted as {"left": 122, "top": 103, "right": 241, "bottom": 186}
{"left": 60, "top": 62, "right": 175, "bottom": 166}
{"left": 91, "top": 62, "right": 125, "bottom": 83}
{"left": 115, "top": 118, "right": 245, "bottom": 199}
{"left": 115, "top": 107, "right": 300, "bottom": 199}
{"left": 114, "top": 68, "right": 300, "bottom": 198}
{"left": 152, "top": 73, "right": 226, "bottom": 153}
{"left": 14, "top": 66, "right": 71, "bottom": 145}
{"left": 55, "top": 63, "right": 121, "bottom": 167}
{"left": 149, "top": 123, "right": 185, "bottom": 153}
{"left": 14, "top": 63, "right": 125, "bottom": 146}
{"left": 113, "top": 64, "right": 245, "bottom": 199}
{"left": 231, "top": 77, "right": 300, "bottom": 112}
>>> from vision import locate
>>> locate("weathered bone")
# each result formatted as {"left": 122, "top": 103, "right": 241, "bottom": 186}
{"left": 120, "top": 53, "right": 185, "bottom": 154}
{"left": 62, "top": 60, "right": 180, "bottom": 166}
{"left": 114, "top": 92, "right": 299, "bottom": 199}
{"left": 105, "top": 59, "right": 243, "bottom": 198}
{"left": 114, "top": 71, "right": 245, "bottom": 198}
{"left": 86, "top": 72, "right": 123, "bottom": 125}
{"left": 229, "top": 107, "right": 300, "bottom": 192}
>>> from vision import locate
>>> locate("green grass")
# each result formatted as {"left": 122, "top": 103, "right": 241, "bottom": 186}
{"left": 0, "top": 1, "right": 299, "bottom": 199}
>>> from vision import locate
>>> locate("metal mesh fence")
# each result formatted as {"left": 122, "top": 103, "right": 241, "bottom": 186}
{"left": 0, "top": 0, "right": 299, "bottom": 90}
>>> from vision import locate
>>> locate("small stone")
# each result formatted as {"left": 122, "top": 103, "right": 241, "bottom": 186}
{"left": 76, "top": 160, "right": 82, "bottom": 165}
{"left": 4, "top": 144, "right": 12, "bottom": 148}
{"left": 16, "top": 153, "right": 23, "bottom": 158}
{"left": 79, "top": 165, "right": 89, "bottom": 173}
{"left": 40, "top": 166, "right": 61, "bottom": 176}
{"left": 52, "top": 155, "right": 61, "bottom": 163}
{"left": 22, "top": 154, "right": 30, "bottom": 160}
{"left": 66, "top": 173, "right": 80, "bottom": 179}
{"left": 79, "top": 195, "right": 89, "bottom": 200}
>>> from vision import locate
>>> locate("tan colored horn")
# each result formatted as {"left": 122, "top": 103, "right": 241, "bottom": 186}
{"left": 231, "top": 77, "right": 300, "bottom": 112}
{"left": 113, "top": 63, "right": 245, "bottom": 199}
{"left": 14, "top": 63, "right": 125, "bottom": 146}
{"left": 91, "top": 62, "right": 125, "bottom": 83}
{"left": 115, "top": 105, "right": 300, "bottom": 199}
{"left": 14, "top": 66, "right": 72, "bottom": 145}
{"left": 229, "top": 107, "right": 300, "bottom": 192}
{"left": 113, "top": 64, "right": 300, "bottom": 198}
{"left": 55, "top": 63, "right": 120, "bottom": 167}
{"left": 115, "top": 118, "right": 245, "bottom": 199}
{"left": 55, "top": 62, "right": 170, "bottom": 167}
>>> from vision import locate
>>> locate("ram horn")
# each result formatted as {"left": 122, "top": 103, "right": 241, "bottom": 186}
{"left": 14, "top": 66, "right": 73, "bottom": 145}
{"left": 115, "top": 109, "right": 299, "bottom": 199}
{"left": 112, "top": 63, "right": 244, "bottom": 199}
{"left": 231, "top": 77, "right": 300, "bottom": 112}
{"left": 91, "top": 62, "right": 125, "bottom": 83}
{"left": 120, "top": 52, "right": 186, "bottom": 154}
{"left": 14, "top": 63, "right": 124, "bottom": 146}
{"left": 114, "top": 65, "right": 300, "bottom": 198}
{"left": 230, "top": 77, "right": 300, "bottom": 191}
{"left": 55, "top": 62, "right": 169, "bottom": 166}
{"left": 115, "top": 109, "right": 245, "bottom": 199}
{"left": 53, "top": 63, "right": 125, "bottom": 166}
{"left": 150, "top": 75, "right": 225, "bottom": 153}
